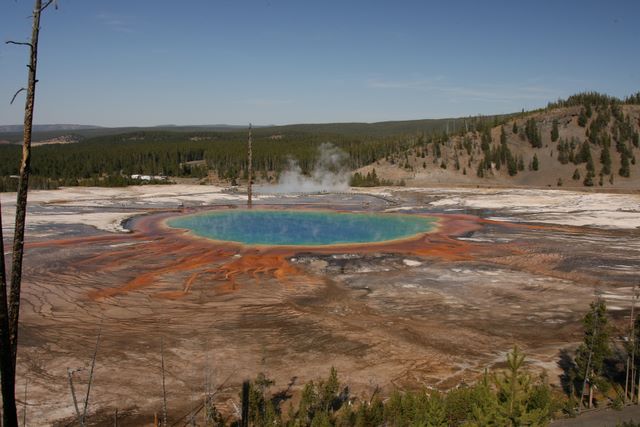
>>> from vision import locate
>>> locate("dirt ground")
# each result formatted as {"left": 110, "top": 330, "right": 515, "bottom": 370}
{"left": 1, "top": 185, "right": 639, "bottom": 425}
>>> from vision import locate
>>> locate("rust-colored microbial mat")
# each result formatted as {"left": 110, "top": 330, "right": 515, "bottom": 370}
{"left": 16, "top": 205, "right": 637, "bottom": 425}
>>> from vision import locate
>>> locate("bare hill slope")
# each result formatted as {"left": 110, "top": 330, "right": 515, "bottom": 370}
{"left": 356, "top": 104, "right": 640, "bottom": 191}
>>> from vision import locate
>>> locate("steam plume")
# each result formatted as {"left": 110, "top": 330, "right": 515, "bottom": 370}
{"left": 261, "top": 143, "right": 350, "bottom": 193}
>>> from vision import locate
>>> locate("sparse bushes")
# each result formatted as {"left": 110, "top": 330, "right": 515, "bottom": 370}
{"left": 349, "top": 169, "right": 392, "bottom": 187}
{"left": 228, "top": 348, "right": 558, "bottom": 427}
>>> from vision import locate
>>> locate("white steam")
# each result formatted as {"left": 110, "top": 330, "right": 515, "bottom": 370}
{"left": 262, "top": 143, "right": 350, "bottom": 193}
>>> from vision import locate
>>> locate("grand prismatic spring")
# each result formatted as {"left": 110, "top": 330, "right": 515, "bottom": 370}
{"left": 166, "top": 210, "right": 438, "bottom": 246}
{"left": 2, "top": 187, "right": 639, "bottom": 424}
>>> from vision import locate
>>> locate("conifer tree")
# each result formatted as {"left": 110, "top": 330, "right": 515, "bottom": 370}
{"left": 600, "top": 146, "right": 612, "bottom": 175}
{"left": 573, "top": 168, "right": 581, "bottom": 181}
{"left": 620, "top": 151, "right": 631, "bottom": 177}
{"left": 551, "top": 119, "right": 559, "bottom": 142}
{"left": 532, "top": 154, "right": 539, "bottom": 171}
{"left": 493, "top": 346, "right": 550, "bottom": 426}
{"left": 574, "top": 299, "right": 611, "bottom": 408}
{"left": 578, "top": 108, "right": 588, "bottom": 127}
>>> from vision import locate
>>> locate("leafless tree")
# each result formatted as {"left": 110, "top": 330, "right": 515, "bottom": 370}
{"left": 247, "top": 124, "right": 253, "bottom": 208}
{"left": 67, "top": 325, "right": 101, "bottom": 427}
{"left": 1, "top": 1, "right": 57, "bottom": 425}
{"left": 161, "top": 337, "right": 168, "bottom": 427}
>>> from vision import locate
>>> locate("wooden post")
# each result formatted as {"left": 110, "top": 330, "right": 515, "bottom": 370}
{"left": 247, "top": 124, "right": 253, "bottom": 208}
{"left": 241, "top": 380, "right": 249, "bottom": 427}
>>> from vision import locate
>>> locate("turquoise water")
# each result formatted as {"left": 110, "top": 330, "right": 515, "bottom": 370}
{"left": 167, "top": 210, "right": 437, "bottom": 246}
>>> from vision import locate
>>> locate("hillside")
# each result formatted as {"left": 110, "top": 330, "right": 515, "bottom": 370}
{"left": 0, "top": 116, "right": 498, "bottom": 143}
{"left": 1, "top": 92, "right": 639, "bottom": 192}
{"left": 356, "top": 101, "right": 640, "bottom": 190}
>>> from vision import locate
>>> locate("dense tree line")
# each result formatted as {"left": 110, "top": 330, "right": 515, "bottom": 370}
{"left": 0, "top": 130, "right": 420, "bottom": 189}
{"left": 547, "top": 91, "right": 639, "bottom": 110}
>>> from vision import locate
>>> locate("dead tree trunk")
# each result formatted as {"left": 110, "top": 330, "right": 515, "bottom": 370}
{"left": 1, "top": 1, "right": 55, "bottom": 425}
{"left": 578, "top": 303, "right": 599, "bottom": 413}
{"left": 0, "top": 197, "right": 17, "bottom": 427}
{"left": 632, "top": 287, "right": 638, "bottom": 402}
{"left": 161, "top": 337, "right": 168, "bottom": 427}
{"left": 247, "top": 124, "right": 253, "bottom": 208}
{"left": 22, "top": 377, "right": 27, "bottom": 427}
{"left": 240, "top": 380, "right": 249, "bottom": 427}
{"left": 68, "top": 369, "right": 83, "bottom": 426}
{"left": 82, "top": 326, "right": 101, "bottom": 423}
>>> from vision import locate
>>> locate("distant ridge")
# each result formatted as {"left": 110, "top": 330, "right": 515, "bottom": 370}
{"left": 0, "top": 124, "right": 102, "bottom": 133}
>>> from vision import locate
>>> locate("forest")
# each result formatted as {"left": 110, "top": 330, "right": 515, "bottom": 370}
{"left": 1, "top": 91, "right": 639, "bottom": 191}
{"left": 0, "top": 115, "right": 504, "bottom": 191}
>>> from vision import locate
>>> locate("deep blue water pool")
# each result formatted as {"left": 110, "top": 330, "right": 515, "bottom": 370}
{"left": 166, "top": 210, "right": 437, "bottom": 246}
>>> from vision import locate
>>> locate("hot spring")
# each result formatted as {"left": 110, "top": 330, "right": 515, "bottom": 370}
{"left": 166, "top": 210, "right": 437, "bottom": 246}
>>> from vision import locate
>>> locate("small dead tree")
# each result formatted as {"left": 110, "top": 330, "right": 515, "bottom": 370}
{"left": 626, "top": 285, "right": 637, "bottom": 403}
{"left": 161, "top": 337, "right": 168, "bottom": 427}
{"left": 1, "top": 1, "right": 57, "bottom": 425}
{"left": 67, "top": 326, "right": 101, "bottom": 427}
{"left": 247, "top": 124, "right": 253, "bottom": 208}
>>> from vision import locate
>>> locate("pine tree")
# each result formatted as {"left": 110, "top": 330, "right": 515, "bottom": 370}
{"left": 578, "top": 108, "right": 588, "bottom": 127}
{"left": 551, "top": 119, "right": 559, "bottom": 142}
{"left": 574, "top": 299, "right": 611, "bottom": 408}
{"left": 573, "top": 169, "right": 581, "bottom": 181}
{"left": 532, "top": 154, "right": 539, "bottom": 171}
{"left": 512, "top": 121, "right": 518, "bottom": 134}
{"left": 493, "top": 346, "right": 550, "bottom": 426}
{"left": 600, "top": 146, "right": 612, "bottom": 175}
{"left": 525, "top": 118, "right": 542, "bottom": 148}
{"left": 620, "top": 151, "right": 631, "bottom": 177}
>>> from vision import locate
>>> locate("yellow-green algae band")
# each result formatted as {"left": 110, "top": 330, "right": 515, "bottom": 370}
{"left": 166, "top": 209, "right": 437, "bottom": 246}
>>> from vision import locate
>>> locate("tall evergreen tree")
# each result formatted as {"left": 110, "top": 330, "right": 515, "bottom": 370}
{"left": 551, "top": 119, "right": 559, "bottom": 142}
{"left": 574, "top": 299, "right": 611, "bottom": 408}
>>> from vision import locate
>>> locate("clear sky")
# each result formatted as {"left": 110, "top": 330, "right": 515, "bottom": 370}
{"left": 1, "top": 0, "right": 639, "bottom": 127}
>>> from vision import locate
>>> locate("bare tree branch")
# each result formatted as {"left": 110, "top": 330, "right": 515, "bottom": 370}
{"left": 5, "top": 40, "right": 33, "bottom": 49}
{"left": 10, "top": 88, "right": 27, "bottom": 105}
{"left": 82, "top": 325, "right": 101, "bottom": 422}
{"left": 68, "top": 368, "right": 84, "bottom": 426}
{"left": 40, "top": 0, "right": 58, "bottom": 11}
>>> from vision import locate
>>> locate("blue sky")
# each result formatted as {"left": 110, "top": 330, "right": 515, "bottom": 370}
{"left": 1, "top": 0, "right": 639, "bottom": 127}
